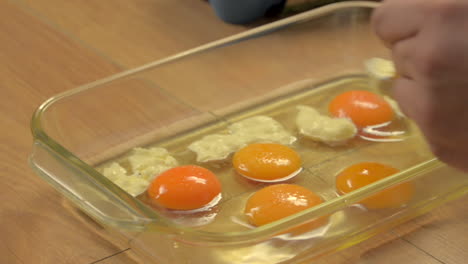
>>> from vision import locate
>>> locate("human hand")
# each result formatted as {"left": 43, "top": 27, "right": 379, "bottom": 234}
{"left": 372, "top": 0, "right": 468, "bottom": 172}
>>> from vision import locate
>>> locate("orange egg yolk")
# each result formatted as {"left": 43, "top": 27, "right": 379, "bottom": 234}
{"left": 335, "top": 162, "right": 414, "bottom": 209}
{"left": 147, "top": 165, "right": 222, "bottom": 211}
{"left": 329, "top": 90, "right": 395, "bottom": 127}
{"left": 245, "top": 184, "right": 327, "bottom": 234}
{"left": 232, "top": 143, "right": 302, "bottom": 182}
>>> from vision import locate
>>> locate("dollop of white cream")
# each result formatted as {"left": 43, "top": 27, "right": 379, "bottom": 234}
{"left": 296, "top": 105, "right": 357, "bottom": 146}
{"left": 100, "top": 147, "right": 178, "bottom": 196}
{"left": 189, "top": 116, "right": 296, "bottom": 162}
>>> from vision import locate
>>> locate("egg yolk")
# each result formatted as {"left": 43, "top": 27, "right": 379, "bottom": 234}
{"left": 147, "top": 165, "right": 222, "bottom": 211}
{"left": 232, "top": 143, "right": 302, "bottom": 182}
{"left": 335, "top": 162, "right": 414, "bottom": 209}
{"left": 329, "top": 90, "right": 395, "bottom": 127}
{"left": 245, "top": 184, "right": 327, "bottom": 234}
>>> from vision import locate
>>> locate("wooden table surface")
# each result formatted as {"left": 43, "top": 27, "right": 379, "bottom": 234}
{"left": 1, "top": 0, "right": 467, "bottom": 263}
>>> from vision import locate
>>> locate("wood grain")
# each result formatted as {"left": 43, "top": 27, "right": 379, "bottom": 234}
{"left": 1, "top": 0, "right": 467, "bottom": 263}
{"left": 0, "top": 1, "right": 125, "bottom": 263}
{"left": 15, "top": 0, "right": 245, "bottom": 68}
{"left": 399, "top": 198, "right": 468, "bottom": 264}
{"left": 316, "top": 240, "right": 442, "bottom": 264}
{"left": 0, "top": 240, "right": 22, "bottom": 264}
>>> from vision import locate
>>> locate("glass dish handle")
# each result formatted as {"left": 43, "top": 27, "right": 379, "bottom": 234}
{"left": 29, "top": 141, "right": 152, "bottom": 231}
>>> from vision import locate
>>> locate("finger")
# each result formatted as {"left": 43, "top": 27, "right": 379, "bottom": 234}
{"left": 391, "top": 76, "right": 443, "bottom": 144}
{"left": 391, "top": 77, "right": 429, "bottom": 125}
{"left": 429, "top": 143, "right": 468, "bottom": 173}
{"left": 372, "top": 0, "right": 426, "bottom": 47}
{"left": 393, "top": 78, "right": 468, "bottom": 172}
{"left": 391, "top": 37, "right": 417, "bottom": 79}
{"left": 390, "top": 77, "right": 414, "bottom": 118}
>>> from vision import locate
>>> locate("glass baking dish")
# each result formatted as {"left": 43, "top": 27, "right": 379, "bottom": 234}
{"left": 29, "top": 1, "right": 468, "bottom": 263}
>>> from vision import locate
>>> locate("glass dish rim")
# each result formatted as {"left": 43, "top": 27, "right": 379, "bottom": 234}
{"left": 29, "top": 1, "right": 446, "bottom": 244}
